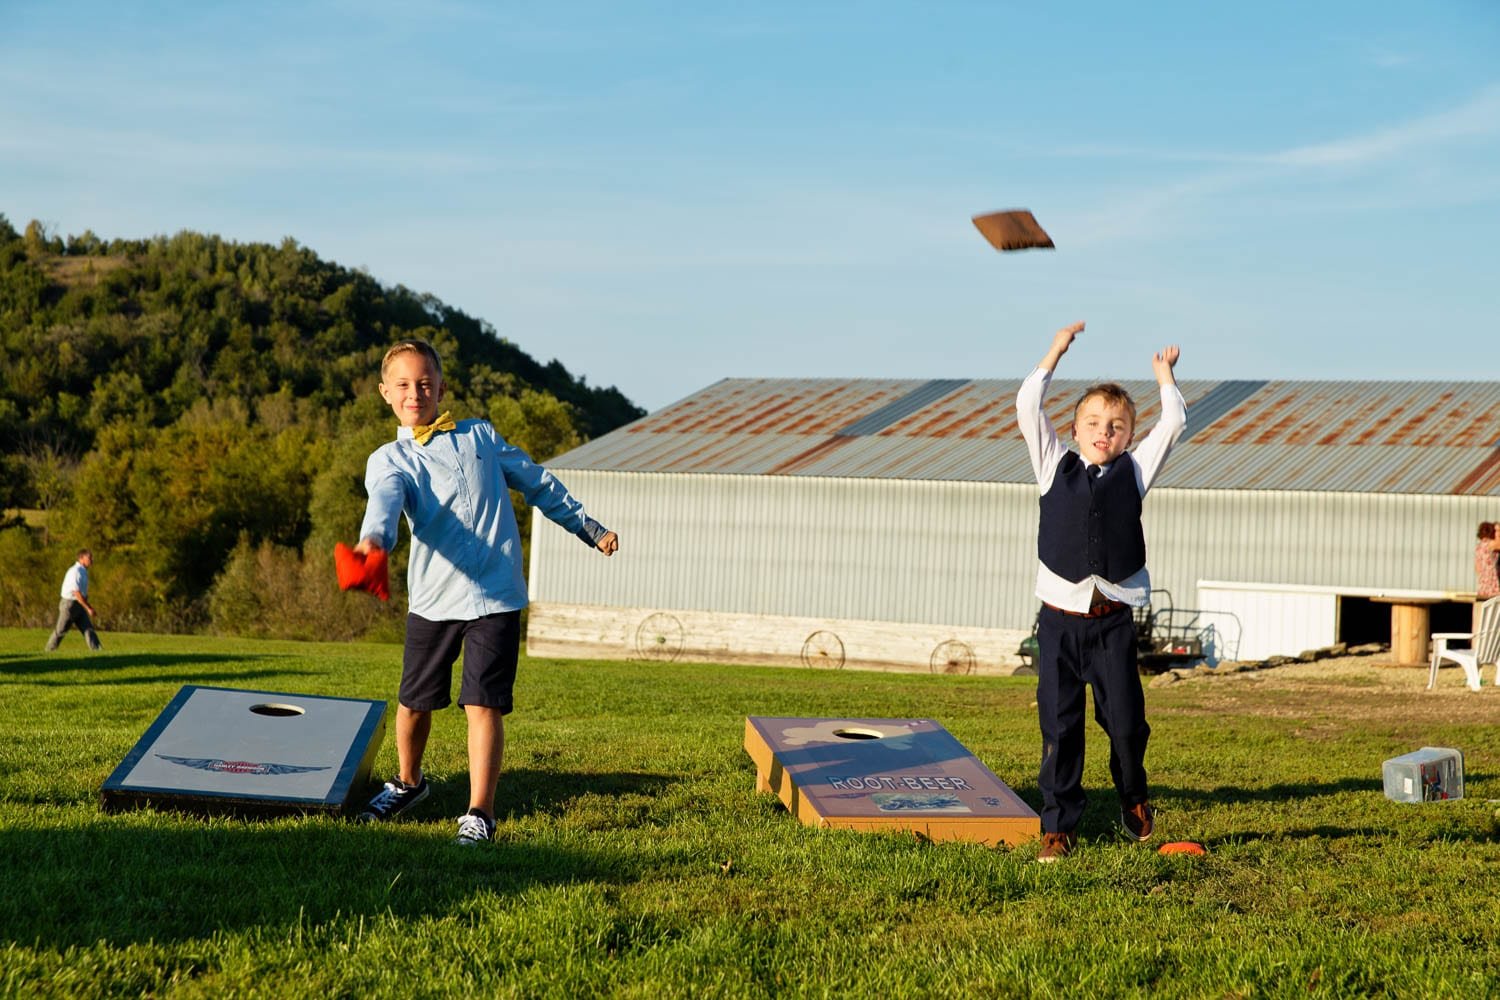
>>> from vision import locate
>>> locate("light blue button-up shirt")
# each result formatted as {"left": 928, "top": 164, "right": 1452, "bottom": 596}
{"left": 360, "top": 418, "right": 607, "bottom": 621}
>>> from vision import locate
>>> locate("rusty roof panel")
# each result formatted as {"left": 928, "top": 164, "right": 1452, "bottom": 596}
{"left": 551, "top": 377, "right": 1500, "bottom": 496}
{"left": 837, "top": 379, "right": 970, "bottom": 436}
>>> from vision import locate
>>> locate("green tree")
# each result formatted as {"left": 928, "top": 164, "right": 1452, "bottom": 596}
{"left": 487, "top": 388, "right": 583, "bottom": 463}
{"left": 0, "top": 524, "right": 51, "bottom": 626}
{"left": 17, "top": 444, "right": 77, "bottom": 543}
{"left": 2, "top": 221, "right": 645, "bottom": 637}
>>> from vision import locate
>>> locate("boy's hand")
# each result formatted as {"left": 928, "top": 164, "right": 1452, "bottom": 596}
{"left": 1152, "top": 345, "right": 1181, "bottom": 385}
{"left": 596, "top": 531, "right": 619, "bottom": 556}
{"left": 336, "top": 541, "right": 391, "bottom": 601}
{"left": 1040, "top": 321, "right": 1085, "bottom": 372}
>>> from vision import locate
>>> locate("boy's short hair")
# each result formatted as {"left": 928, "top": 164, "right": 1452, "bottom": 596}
{"left": 77, "top": 548, "right": 91, "bottom": 559}
{"left": 1072, "top": 382, "right": 1137, "bottom": 429}
{"left": 381, "top": 340, "right": 444, "bottom": 379}
{"left": 1480, "top": 522, "right": 1496, "bottom": 541}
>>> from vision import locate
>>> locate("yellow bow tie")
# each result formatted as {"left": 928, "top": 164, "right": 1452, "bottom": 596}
{"left": 412, "top": 411, "right": 456, "bottom": 446}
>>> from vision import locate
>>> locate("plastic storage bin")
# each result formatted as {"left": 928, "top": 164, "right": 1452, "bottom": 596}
{"left": 1382, "top": 746, "right": 1464, "bottom": 803}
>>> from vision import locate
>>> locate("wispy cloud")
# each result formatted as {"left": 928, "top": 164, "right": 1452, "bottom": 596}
{"left": 0, "top": 117, "right": 508, "bottom": 176}
{"left": 1060, "top": 83, "right": 1500, "bottom": 247}
{"left": 1366, "top": 47, "right": 1417, "bottom": 70}
{"left": 1270, "top": 83, "right": 1500, "bottom": 167}
{"left": 1040, "top": 83, "right": 1500, "bottom": 171}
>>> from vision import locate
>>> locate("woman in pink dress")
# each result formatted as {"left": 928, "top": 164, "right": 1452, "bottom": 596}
{"left": 1474, "top": 522, "right": 1500, "bottom": 635}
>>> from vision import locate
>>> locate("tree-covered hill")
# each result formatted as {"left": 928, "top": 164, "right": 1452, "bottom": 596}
{"left": 0, "top": 214, "right": 645, "bottom": 638}
{"left": 0, "top": 215, "right": 640, "bottom": 490}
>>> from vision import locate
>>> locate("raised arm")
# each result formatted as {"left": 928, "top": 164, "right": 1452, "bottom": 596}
{"left": 1018, "top": 322, "right": 1084, "bottom": 487}
{"left": 1132, "top": 346, "right": 1186, "bottom": 493}
{"left": 1038, "top": 321, "right": 1085, "bottom": 373}
{"left": 1151, "top": 345, "right": 1180, "bottom": 387}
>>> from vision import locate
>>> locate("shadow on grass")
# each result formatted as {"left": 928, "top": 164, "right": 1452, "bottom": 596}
{"left": 1154, "top": 777, "right": 1384, "bottom": 804}
{"left": 0, "top": 652, "right": 322, "bottom": 688}
{"left": 0, "top": 820, "right": 624, "bottom": 949}
{"left": 410, "top": 768, "right": 679, "bottom": 823}
{"left": 0, "top": 652, "right": 280, "bottom": 675}
{"left": 1047, "top": 778, "right": 1388, "bottom": 841}
{"left": 1207, "top": 823, "right": 1498, "bottom": 846}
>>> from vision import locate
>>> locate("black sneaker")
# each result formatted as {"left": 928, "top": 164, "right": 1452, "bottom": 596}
{"left": 454, "top": 808, "right": 495, "bottom": 846}
{"left": 357, "top": 776, "right": 429, "bottom": 822}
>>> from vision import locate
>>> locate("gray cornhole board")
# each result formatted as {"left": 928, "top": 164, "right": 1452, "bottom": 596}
{"left": 101, "top": 685, "right": 386, "bottom": 817}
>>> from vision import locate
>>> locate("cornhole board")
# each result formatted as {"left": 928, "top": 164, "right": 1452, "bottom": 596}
{"left": 744, "top": 716, "right": 1039, "bottom": 846}
{"left": 101, "top": 685, "right": 386, "bottom": 817}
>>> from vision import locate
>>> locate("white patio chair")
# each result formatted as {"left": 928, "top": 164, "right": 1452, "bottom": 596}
{"left": 1428, "top": 595, "right": 1500, "bottom": 692}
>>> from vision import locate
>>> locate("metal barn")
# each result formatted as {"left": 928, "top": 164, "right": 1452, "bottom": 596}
{"left": 526, "top": 377, "right": 1500, "bottom": 673}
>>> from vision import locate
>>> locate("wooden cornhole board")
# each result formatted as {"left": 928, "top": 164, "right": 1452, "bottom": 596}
{"left": 744, "top": 716, "right": 1039, "bottom": 846}
{"left": 101, "top": 685, "right": 386, "bottom": 817}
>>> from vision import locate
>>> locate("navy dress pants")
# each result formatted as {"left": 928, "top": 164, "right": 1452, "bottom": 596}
{"left": 1035, "top": 603, "right": 1149, "bottom": 833}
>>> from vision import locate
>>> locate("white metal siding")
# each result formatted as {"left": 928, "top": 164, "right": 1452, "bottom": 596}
{"left": 533, "top": 472, "right": 1037, "bottom": 628}
{"left": 1145, "top": 489, "right": 1494, "bottom": 607}
{"left": 1192, "top": 586, "right": 1338, "bottom": 661}
{"left": 531, "top": 471, "right": 1499, "bottom": 633}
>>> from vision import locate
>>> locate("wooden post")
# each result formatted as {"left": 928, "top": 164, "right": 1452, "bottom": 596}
{"left": 1389, "top": 602, "right": 1432, "bottom": 667}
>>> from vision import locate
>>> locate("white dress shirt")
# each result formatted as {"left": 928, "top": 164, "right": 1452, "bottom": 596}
{"left": 59, "top": 561, "right": 89, "bottom": 601}
{"left": 1016, "top": 367, "right": 1187, "bottom": 611}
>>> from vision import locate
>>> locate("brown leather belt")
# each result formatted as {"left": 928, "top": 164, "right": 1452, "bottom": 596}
{"left": 1044, "top": 599, "right": 1129, "bottom": 619}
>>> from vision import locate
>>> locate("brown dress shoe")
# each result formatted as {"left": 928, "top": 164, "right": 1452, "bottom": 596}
{"left": 1121, "top": 801, "right": 1155, "bottom": 841}
{"left": 1036, "top": 831, "right": 1077, "bottom": 863}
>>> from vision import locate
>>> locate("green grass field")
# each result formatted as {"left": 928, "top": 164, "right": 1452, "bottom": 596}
{"left": 2, "top": 629, "right": 1496, "bottom": 998}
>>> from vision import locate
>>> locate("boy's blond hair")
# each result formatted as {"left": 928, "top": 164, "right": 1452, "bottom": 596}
{"left": 380, "top": 340, "right": 444, "bottom": 379}
{"left": 1071, "top": 382, "right": 1137, "bottom": 430}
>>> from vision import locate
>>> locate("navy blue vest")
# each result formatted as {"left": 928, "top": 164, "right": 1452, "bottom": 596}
{"left": 1038, "top": 452, "right": 1146, "bottom": 583}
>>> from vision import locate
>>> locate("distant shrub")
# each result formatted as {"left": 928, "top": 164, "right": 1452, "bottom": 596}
{"left": 208, "top": 536, "right": 401, "bottom": 642}
{"left": 0, "top": 525, "right": 52, "bottom": 627}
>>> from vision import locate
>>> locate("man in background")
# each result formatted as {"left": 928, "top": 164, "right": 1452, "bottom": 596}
{"left": 44, "top": 548, "right": 102, "bottom": 651}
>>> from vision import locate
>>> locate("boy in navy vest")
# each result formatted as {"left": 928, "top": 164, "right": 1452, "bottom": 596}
{"left": 1016, "top": 321, "right": 1185, "bottom": 862}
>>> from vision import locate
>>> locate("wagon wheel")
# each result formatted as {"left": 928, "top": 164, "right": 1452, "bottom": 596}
{"left": 930, "top": 639, "right": 976, "bottom": 675}
{"left": 800, "top": 630, "right": 845, "bottom": 669}
{"left": 635, "top": 613, "right": 685, "bottom": 662}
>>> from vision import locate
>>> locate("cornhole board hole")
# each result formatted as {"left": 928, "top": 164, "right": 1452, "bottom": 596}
{"left": 744, "top": 716, "right": 1039, "bottom": 846}
{"left": 101, "top": 685, "right": 386, "bottom": 817}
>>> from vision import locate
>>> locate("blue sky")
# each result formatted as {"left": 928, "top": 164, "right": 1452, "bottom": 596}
{"left": 3, "top": 2, "right": 1497, "bottom": 412}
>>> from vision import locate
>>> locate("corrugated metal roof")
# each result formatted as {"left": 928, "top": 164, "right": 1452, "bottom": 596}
{"left": 551, "top": 377, "right": 1500, "bottom": 496}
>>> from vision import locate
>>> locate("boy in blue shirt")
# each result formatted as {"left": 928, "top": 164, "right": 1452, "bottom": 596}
{"left": 354, "top": 340, "right": 619, "bottom": 845}
{"left": 1016, "top": 321, "right": 1185, "bottom": 862}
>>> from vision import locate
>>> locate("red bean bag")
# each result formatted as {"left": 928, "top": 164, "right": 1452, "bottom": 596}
{"left": 334, "top": 543, "right": 390, "bottom": 601}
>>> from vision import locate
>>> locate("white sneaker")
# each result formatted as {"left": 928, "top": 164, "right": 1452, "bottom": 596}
{"left": 454, "top": 809, "right": 494, "bottom": 846}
